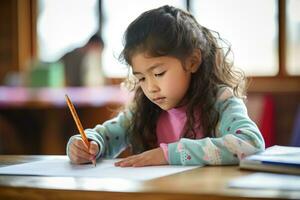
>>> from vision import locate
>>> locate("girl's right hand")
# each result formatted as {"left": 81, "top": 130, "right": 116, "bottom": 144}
{"left": 68, "top": 137, "right": 99, "bottom": 164}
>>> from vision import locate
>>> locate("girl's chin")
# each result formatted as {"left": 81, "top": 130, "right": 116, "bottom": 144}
{"left": 157, "top": 104, "right": 176, "bottom": 111}
{"left": 153, "top": 100, "right": 181, "bottom": 110}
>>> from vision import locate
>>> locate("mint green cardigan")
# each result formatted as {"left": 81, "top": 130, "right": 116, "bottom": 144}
{"left": 67, "top": 87, "right": 265, "bottom": 166}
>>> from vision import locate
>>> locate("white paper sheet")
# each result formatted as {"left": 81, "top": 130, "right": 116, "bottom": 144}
{"left": 0, "top": 157, "right": 198, "bottom": 181}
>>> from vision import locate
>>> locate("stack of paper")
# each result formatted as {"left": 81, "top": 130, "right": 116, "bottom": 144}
{"left": 240, "top": 145, "right": 300, "bottom": 175}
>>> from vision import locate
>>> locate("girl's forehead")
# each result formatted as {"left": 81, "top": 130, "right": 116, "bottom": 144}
{"left": 131, "top": 53, "right": 160, "bottom": 71}
{"left": 131, "top": 53, "right": 182, "bottom": 72}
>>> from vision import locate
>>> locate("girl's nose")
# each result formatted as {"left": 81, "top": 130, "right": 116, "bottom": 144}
{"left": 146, "top": 79, "right": 159, "bottom": 93}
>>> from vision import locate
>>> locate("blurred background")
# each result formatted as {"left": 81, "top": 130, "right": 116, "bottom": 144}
{"left": 0, "top": 0, "right": 299, "bottom": 155}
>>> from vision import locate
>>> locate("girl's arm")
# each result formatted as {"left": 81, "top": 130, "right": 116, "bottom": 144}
{"left": 66, "top": 110, "right": 132, "bottom": 160}
{"left": 167, "top": 89, "right": 265, "bottom": 166}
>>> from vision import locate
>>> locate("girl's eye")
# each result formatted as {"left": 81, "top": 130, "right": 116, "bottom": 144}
{"left": 138, "top": 77, "right": 145, "bottom": 82}
{"left": 155, "top": 71, "right": 166, "bottom": 77}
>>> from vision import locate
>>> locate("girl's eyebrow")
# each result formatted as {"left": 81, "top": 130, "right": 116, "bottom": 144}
{"left": 133, "top": 63, "right": 164, "bottom": 75}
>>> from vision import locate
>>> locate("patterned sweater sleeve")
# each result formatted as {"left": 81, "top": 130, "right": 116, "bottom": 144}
{"left": 167, "top": 88, "right": 265, "bottom": 166}
{"left": 66, "top": 110, "right": 132, "bottom": 159}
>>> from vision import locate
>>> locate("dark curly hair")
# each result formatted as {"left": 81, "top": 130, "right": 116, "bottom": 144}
{"left": 119, "top": 5, "right": 246, "bottom": 154}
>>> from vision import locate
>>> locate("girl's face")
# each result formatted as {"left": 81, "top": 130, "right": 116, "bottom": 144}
{"left": 131, "top": 53, "right": 194, "bottom": 110}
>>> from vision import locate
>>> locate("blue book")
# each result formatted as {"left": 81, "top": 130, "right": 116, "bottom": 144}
{"left": 240, "top": 145, "right": 300, "bottom": 175}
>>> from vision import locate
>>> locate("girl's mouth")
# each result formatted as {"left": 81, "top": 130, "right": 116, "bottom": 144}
{"left": 153, "top": 97, "right": 166, "bottom": 104}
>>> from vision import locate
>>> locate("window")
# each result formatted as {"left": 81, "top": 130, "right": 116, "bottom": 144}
{"left": 191, "top": 0, "right": 278, "bottom": 76}
{"left": 286, "top": 0, "right": 300, "bottom": 75}
{"left": 102, "top": 0, "right": 186, "bottom": 77}
{"left": 37, "top": 0, "right": 99, "bottom": 62}
{"left": 36, "top": 0, "right": 300, "bottom": 88}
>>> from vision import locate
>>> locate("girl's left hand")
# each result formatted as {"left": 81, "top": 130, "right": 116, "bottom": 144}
{"left": 114, "top": 147, "right": 168, "bottom": 167}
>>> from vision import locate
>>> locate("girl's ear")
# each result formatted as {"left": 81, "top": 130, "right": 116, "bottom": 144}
{"left": 187, "top": 49, "right": 202, "bottom": 73}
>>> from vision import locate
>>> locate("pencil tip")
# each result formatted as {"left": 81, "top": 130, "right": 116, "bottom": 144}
{"left": 92, "top": 160, "right": 97, "bottom": 167}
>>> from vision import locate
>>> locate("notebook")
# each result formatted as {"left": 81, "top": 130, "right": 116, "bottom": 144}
{"left": 239, "top": 145, "right": 300, "bottom": 175}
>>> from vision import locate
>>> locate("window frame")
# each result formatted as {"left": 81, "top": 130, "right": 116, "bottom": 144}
{"left": 247, "top": 0, "right": 300, "bottom": 93}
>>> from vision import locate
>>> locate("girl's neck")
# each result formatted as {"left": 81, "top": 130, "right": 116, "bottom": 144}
{"left": 167, "top": 105, "right": 186, "bottom": 115}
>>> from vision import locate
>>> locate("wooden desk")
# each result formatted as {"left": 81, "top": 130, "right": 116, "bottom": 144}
{"left": 0, "top": 156, "right": 299, "bottom": 200}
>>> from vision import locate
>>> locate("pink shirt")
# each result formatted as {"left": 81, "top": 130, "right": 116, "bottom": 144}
{"left": 157, "top": 106, "right": 203, "bottom": 162}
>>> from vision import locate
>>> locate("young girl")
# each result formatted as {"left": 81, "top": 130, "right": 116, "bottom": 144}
{"left": 67, "top": 5, "right": 265, "bottom": 167}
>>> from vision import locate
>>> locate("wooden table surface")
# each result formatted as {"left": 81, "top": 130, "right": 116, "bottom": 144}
{"left": 0, "top": 155, "right": 299, "bottom": 200}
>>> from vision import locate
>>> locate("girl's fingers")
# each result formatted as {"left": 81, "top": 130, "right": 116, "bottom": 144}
{"left": 69, "top": 141, "right": 94, "bottom": 164}
{"left": 132, "top": 161, "right": 146, "bottom": 167}
{"left": 69, "top": 153, "right": 89, "bottom": 164}
{"left": 73, "top": 138, "right": 89, "bottom": 153}
{"left": 131, "top": 156, "right": 150, "bottom": 167}
{"left": 71, "top": 143, "right": 91, "bottom": 158}
{"left": 89, "top": 141, "right": 99, "bottom": 156}
{"left": 114, "top": 155, "right": 135, "bottom": 166}
{"left": 73, "top": 138, "right": 99, "bottom": 156}
{"left": 69, "top": 148, "right": 90, "bottom": 164}
{"left": 115, "top": 155, "right": 142, "bottom": 167}
{"left": 116, "top": 159, "right": 133, "bottom": 167}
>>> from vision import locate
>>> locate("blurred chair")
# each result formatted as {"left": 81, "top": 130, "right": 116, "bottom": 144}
{"left": 247, "top": 94, "right": 275, "bottom": 148}
{"left": 260, "top": 95, "right": 275, "bottom": 147}
{"left": 291, "top": 105, "right": 300, "bottom": 147}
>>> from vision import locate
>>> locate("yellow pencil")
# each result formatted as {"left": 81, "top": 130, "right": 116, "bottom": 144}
{"left": 65, "top": 94, "right": 96, "bottom": 166}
